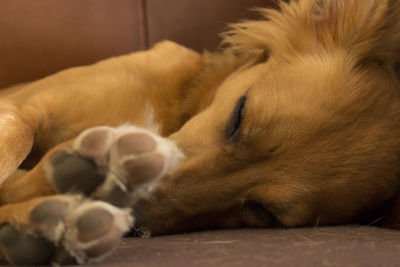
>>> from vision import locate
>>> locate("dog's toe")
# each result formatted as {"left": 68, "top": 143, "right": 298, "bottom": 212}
{"left": 111, "top": 130, "right": 169, "bottom": 186}
{"left": 31, "top": 199, "right": 68, "bottom": 226}
{"left": 75, "top": 126, "right": 115, "bottom": 162}
{"left": 90, "top": 126, "right": 184, "bottom": 206}
{"left": 116, "top": 132, "right": 157, "bottom": 156}
{"left": 61, "top": 200, "right": 132, "bottom": 263}
{"left": 46, "top": 127, "right": 115, "bottom": 196}
{"left": 121, "top": 153, "right": 166, "bottom": 185}
{"left": 48, "top": 151, "right": 106, "bottom": 195}
{"left": 75, "top": 208, "right": 121, "bottom": 259}
{"left": 109, "top": 126, "right": 184, "bottom": 188}
{"left": 76, "top": 208, "right": 113, "bottom": 242}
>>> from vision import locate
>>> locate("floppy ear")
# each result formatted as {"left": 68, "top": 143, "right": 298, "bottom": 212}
{"left": 222, "top": 0, "right": 400, "bottom": 65}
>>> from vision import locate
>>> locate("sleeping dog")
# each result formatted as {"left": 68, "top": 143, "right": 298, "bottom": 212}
{"left": 0, "top": 0, "right": 400, "bottom": 264}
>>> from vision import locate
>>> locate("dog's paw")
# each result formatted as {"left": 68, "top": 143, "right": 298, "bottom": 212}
{"left": 0, "top": 196, "right": 132, "bottom": 265}
{"left": 45, "top": 125, "right": 184, "bottom": 207}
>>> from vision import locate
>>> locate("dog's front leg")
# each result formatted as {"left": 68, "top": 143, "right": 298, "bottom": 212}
{"left": 0, "top": 125, "right": 183, "bottom": 206}
{"left": 0, "top": 139, "right": 74, "bottom": 204}
{"left": 0, "top": 40, "right": 202, "bottom": 201}
{"left": 0, "top": 124, "right": 182, "bottom": 264}
{"left": 0, "top": 101, "right": 34, "bottom": 185}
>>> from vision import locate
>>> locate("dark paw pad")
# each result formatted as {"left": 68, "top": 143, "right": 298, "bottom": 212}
{"left": 50, "top": 151, "right": 106, "bottom": 195}
{"left": 31, "top": 199, "right": 68, "bottom": 226}
{"left": 0, "top": 224, "right": 55, "bottom": 265}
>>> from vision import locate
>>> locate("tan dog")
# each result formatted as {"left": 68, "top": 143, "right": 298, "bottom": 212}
{"left": 0, "top": 0, "right": 400, "bottom": 264}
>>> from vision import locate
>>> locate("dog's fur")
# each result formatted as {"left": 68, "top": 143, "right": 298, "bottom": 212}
{"left": 0, "top": 0, "right": 400, "bottom": 263}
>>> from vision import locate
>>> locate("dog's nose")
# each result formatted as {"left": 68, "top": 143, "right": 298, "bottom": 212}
{"left": 130, "top": 198, "right": 154, "bottom": 237}
{"left": 129, "top": 224, "right": 147, "bottom": 238}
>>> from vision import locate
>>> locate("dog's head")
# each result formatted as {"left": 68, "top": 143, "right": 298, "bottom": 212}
{"left": 134, "top": 0, "right": 400, "bottom": 235}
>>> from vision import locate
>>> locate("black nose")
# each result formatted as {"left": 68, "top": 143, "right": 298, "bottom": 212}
{"left": 128, "top": 222, "right": 152, "bottom": 238}
{"left": 127, "top": 228, "right": 145, "bottom": 238}
{"left": 125, "top": 210, "right": 148, "bottom": 238}
{"left": 130, "top": 205, "right": 153, "bottom": 238}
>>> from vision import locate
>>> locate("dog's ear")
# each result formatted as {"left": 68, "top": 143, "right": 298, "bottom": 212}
{"left": 222, "top": 0, "right": 400, "bottom": 65}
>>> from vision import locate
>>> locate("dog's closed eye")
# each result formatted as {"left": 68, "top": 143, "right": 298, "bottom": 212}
{"left": 226, "top": 95, "right": 247, "bottom": 141}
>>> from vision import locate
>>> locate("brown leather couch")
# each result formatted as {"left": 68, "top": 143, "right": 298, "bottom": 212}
{"left": 0, "top": 0, "right": 271, "bottom": 89}
{"left": 1, "top": 1, "right": 400, "bottom": 266}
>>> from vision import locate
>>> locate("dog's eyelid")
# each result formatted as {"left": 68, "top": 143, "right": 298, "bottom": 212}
{"left": 226, "top": 95, "right": 247, "bottom": 142}
{"left": 257, "top": 51, "right": 269, "bottom": 64}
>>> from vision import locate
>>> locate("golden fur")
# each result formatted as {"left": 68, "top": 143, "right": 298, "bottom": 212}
{"left": 0, "top": 0, "right": 400, "bottom": 263}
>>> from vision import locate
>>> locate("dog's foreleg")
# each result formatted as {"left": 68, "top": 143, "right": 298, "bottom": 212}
{"left": 0, "top": 139, "right": 74, "bottom": 204}
{"left": 0, "top": 101, "right": 34, "bottom": 185}
{"left": 0, "top": 125, "right": 183, "bottom": 207}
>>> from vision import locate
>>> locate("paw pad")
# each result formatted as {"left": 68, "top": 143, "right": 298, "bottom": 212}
{"left": 0, "top": 197, "right": 133, "bottom": 265}
{"left": 31, "top": 199, "right": 68, "bottom": 226}
{"left": 116, "top": 132, "right": 156, "bottom": 156}
{"left": 49, "top": 151, "right": 106, "bottom": 195}
{"left": 0, "top": 224, "right": 55, "bottom": 265}
{"left": 76, "top": 208, "right": 113, "bottom": 242}
{"left": 76, "top": 126, "right": 115, "bottom": 161}
{"left": 47, "top": 125, "right": 184, "bottom": 207}
{"left": 122, "top": 153, "right": 166, "bottom": 185}
{"left": 63, "top": 201, "right": 132, "bottom": 263}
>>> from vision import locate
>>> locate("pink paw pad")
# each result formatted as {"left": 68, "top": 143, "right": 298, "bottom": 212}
{"left": 122, "top": 153, "right": 166, "bottom": 185}
{"left": 116, "top": 133, "right": 156, "bottom": 156}
{"left": 75, "top": 127, "right": 115, "bottom": 163}
{"left": 47, "top": 125, "right": 185, "bottom": 207}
